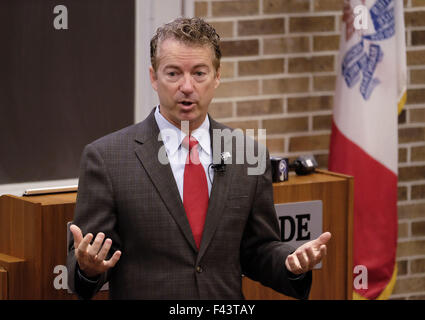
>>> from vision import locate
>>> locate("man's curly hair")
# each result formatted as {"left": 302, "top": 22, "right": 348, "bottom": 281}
{"left": 150, "top": 17, "right": 221, "bottom": 72}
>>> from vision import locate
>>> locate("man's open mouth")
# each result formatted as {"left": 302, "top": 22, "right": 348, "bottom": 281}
{"left": 179, "top": 101, "right": 195, "bottom": 106}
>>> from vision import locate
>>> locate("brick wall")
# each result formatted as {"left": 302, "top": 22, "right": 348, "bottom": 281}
{"left": 395, "top": 0, "right": 425, "bottom": 300}
{"left": 194, "top": 0, "right": 425, "bottom": 299}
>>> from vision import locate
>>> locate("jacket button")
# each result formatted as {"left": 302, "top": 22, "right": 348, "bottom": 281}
{"left": 196, "top": 266, "right": 203, "bottom": 273}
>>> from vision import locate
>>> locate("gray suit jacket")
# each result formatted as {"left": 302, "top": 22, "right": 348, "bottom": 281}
{"left": 67, "top": 108, "right": 312, "bottom": 299}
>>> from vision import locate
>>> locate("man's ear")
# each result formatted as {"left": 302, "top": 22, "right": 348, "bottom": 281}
{"left": 149, "top": 66, "right": 158, "bottom": 92}
{"left": 214, "top": 67, "right": 221, "bottom": 89}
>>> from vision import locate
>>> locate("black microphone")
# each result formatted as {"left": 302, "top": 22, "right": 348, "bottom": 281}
{"left": 211, "top": 164, "right": 225, "bottom": 172}
{"left": 290, "top": 155, "right": 318, "bottom": 175}
{"left": 211, "top": 152, "right": 231, "bottom": 172}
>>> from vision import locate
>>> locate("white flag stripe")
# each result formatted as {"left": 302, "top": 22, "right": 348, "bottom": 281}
{"left": 333, "top": 0, "right": 406, "bottom": 175}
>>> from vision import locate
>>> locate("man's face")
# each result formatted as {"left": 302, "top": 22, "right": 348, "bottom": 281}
{"left": 150, "top": 38, "right": 220, "bottom": 132}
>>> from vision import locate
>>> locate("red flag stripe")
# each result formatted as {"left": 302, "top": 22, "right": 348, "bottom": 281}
{"left": 329, "top": 120, "right": 398, "bottom": 299}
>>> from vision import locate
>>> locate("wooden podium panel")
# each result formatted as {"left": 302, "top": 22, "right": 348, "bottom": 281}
{"left": 0, "top": 192, "right": 107, "bottom": 299}
{"left": 242, "top": 169, "right": 353, "bottom": 300}
{"left": 0, "top": 169, "right": 352, "bottom": 300}
{"left": 0, "top": 267, "right": 7, "bottom": 299}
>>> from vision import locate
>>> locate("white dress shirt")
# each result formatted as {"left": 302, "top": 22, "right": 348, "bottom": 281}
{"left": 154, "top": 106, "right": 213, "bottom": 200}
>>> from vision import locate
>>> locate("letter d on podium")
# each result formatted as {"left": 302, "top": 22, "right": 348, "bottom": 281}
{"left": 275, "top": 200, "right": 323, "bottom": 269}
{"left": 279, "top": 216, "right": 296, "bottom": 242}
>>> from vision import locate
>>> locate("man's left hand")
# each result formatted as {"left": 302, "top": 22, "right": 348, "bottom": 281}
{"left": 285, "top": 232, "right": 332, "bottom": 275}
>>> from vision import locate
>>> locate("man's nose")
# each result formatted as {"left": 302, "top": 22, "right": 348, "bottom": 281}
{"left": 179, "top": 74, "right": 194, "bottom": 94}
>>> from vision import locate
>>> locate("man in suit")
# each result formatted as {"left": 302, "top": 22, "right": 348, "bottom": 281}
{"left": 67, "top": 17, "right": 331, "bottom": 300}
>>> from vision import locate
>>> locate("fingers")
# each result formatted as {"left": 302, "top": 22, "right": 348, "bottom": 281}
{"left": 285, "top": 232, "right": 331, "bottom": 274}
{"left": 88, "top": 233, "right": 105, "bottom": 257}
{"left": 73, "top": 230, "right": 122, "bottom": 277}
{"left": 305, "top": 247, "right": 316, "bottom": 270}
{"left": 104, "top": 250, "right": 122, "bottom": 269}
{"left": 320, "top": 244, "right": 327, "bottom": 257}
{"left": 296, "top": 251, "right": 309, "bottom": 271}
{"left": 292, "top": 248, "right": 315, "bottom": 273}
{"left": 77, "top": 232, "right": 94, "bottom": 255}
{"left": 70, "top": 224, "right": 83, "bottom": 248}
{"left": 316, "top": 232, "right": 332, "bottom": 246}
{"left": 286, "top": 254, "right": 302, "bottom": 275}
{"left": 96, "top": 238, "right": 112, "bottom": 261}
{"left": 286, "top": 243, "right": 328, "bottom": 274}
{"left": 81, "top": 232, "right": 110, "bottom": 263}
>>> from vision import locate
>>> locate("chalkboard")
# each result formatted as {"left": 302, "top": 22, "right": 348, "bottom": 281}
{"left": 0, "top": 0, "right": 135, "bottom": 184}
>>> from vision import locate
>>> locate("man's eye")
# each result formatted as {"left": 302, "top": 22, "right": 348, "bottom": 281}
{"left": 194, "top": 71, "right": 206, "bottom": 77}
{"left": 168, "top": 72, "right": 177, "bottom": 77}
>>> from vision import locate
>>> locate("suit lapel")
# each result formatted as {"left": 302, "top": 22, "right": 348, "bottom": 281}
{"left": 197, "top": 117, "right": 234, "bottom": 262}
{"left": 134, "top": 110, "right": 198, "bottom": 252}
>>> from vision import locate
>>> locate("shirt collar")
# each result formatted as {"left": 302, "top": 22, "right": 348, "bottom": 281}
{"left": 154, "top": 106, "right": 211, "bottom": 156}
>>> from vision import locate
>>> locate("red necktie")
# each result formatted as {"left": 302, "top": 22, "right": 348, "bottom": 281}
{"left": 182, "top": 136, "right": 209, "bottom": 249}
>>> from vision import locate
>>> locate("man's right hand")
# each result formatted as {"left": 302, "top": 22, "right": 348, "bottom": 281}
{"left": 70, "top": 224, "right": 122, "bottom": 278}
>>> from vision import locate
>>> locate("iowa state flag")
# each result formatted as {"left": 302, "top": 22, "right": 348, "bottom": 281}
{"left": 328, "top": 0, "right": 406, "bottom": 299}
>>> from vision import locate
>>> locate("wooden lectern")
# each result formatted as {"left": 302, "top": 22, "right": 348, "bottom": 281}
{"left": 0, "top": 169, "right": 352, "bottom": 300}
{"left": 242, "top": 169, "right": 354, "bottom": 300}
{"left": 0, "top": 192, "right": 107, "bottom": 299}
